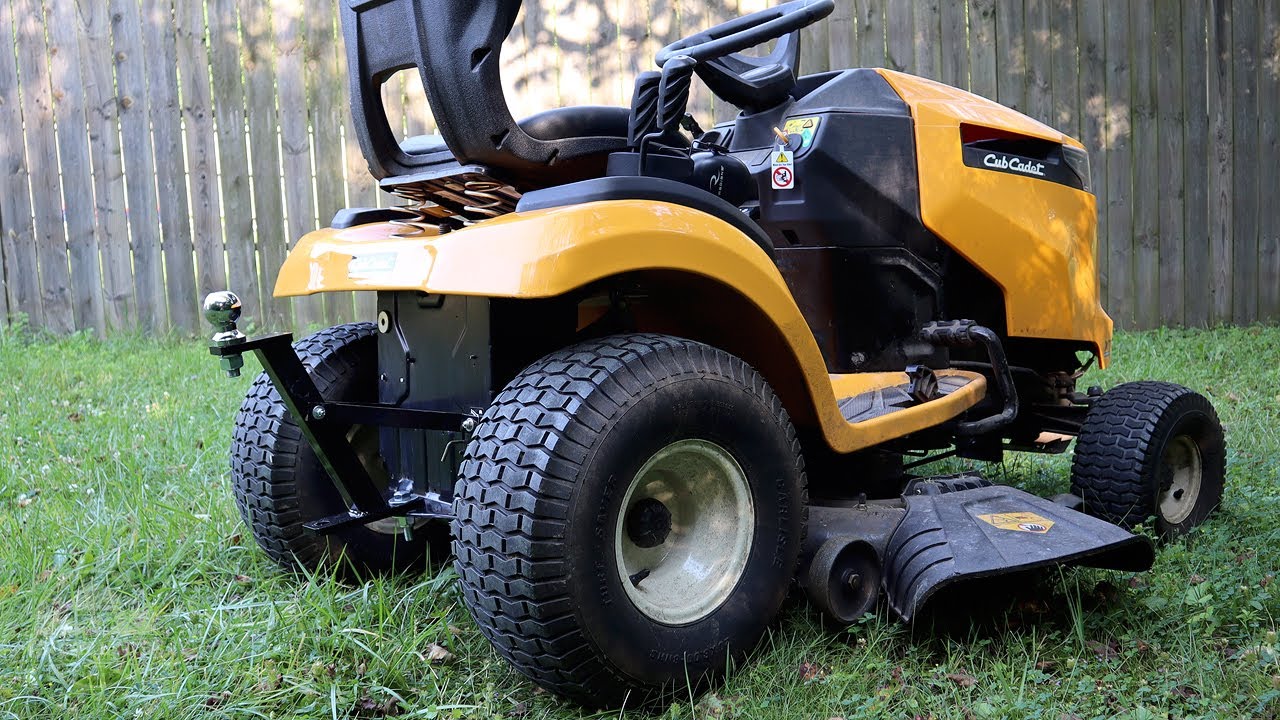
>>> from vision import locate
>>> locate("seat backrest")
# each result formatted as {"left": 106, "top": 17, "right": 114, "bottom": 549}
{"left": 342, "top": 0, "right": 623, "bottom": 185}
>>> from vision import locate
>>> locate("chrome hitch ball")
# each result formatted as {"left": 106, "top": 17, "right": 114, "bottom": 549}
{"left": 203, "top": 290, "right": 247, "bottom": 377}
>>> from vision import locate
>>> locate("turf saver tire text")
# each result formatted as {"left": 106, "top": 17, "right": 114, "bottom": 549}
{"left": 452, "top": 334, "right": 807, "bottom": 707}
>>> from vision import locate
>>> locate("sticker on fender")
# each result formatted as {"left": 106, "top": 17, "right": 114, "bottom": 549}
{"left": 771, "top": 147, "right": 795, "bottom": 190}
{"left": 977, "top": 512, "right": 1055, "bottom": 534}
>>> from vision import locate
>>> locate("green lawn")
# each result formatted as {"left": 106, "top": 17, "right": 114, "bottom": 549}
{"left": 1, "top": 325, "right": 1278, "bottom": 719}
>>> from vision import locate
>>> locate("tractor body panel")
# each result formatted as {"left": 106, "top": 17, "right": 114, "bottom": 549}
{"left": 877, "top": 69, "right": 1113, "bottom": 367}
{"left": 270, "top": 200, "right": 987, "bottom": 454}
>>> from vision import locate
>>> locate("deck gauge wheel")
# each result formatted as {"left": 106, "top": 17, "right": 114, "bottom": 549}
{"left": 1070, "top": 381, "right": 1226, "bottom": 539}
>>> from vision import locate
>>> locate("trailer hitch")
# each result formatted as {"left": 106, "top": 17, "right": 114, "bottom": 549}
{"left": 202, "top": 291, "right": 465, "bottom": 534}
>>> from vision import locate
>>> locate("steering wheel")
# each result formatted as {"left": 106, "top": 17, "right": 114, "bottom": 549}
{"left": 655, "top": 0, "right": 834, "bottom": 112}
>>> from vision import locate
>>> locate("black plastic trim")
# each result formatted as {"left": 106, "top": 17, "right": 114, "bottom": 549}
{"left": 515, "top": 176, "right": 775, "bottom": 257}
{"left": 331, "top": 207, "right": 417, "bottom": 229}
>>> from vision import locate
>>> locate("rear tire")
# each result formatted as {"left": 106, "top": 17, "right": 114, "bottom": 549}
{"left": 1069, "top": 381, "right": 1225, "bottom": 538}
{"left": 452, "top": 334, "right": 807, "bottom": 707}
{"left": 230, "top": 322, "right": 437, "bottom": 577}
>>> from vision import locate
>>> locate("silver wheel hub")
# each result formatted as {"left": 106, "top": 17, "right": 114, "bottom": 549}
{"left": 1158, "top": 434, "right": 1203, "bottom": 525}
{"left": 615, "top": 439, "right": 755, "bottom": 626}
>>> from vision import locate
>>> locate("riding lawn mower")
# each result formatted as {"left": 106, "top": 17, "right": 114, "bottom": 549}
{"left": 202, "top": 0, "right": 1227, "bottom": 707}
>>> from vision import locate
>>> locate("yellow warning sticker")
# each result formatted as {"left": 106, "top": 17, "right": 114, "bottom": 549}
{"left": 977, "top": 512, "right": 1055, "bottom": 534}
{"left": 783, "top": 116, "right": 821, "bottom": 148}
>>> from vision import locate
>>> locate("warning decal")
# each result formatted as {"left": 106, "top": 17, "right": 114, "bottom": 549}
{"left": 783, "top": 116, "right": 821, "bottom": 149}
{"left": 977, "top": 512, "right": 1055, "bottom": 534}
{"left": 771, "top": 147, "right": 795, "bottom": 190}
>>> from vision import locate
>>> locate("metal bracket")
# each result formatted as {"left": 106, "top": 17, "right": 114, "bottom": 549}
{"left": 208, "top": 331, "right": 470, "bottom": 533}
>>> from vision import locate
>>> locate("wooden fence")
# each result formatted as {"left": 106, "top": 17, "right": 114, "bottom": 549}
{"left": 0, "top": 0, "right": 1277, "bottom": 336}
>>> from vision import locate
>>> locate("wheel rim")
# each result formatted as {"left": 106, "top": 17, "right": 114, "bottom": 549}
{"left": 1158, "top": 434, "right": 1203, "bottom": 525}
{"left": 614, "top": 439, "right": 755, "bottom": 626}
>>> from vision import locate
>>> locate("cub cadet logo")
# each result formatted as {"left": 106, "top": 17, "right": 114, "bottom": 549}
{"left": 983, "top": 152, "right": 1046, "bottom": 177}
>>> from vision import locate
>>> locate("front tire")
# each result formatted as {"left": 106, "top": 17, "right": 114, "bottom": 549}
{"left": 1070, "top": 381, "right": 1226, "bottom": 538}
{"left": 452, "top": 334, "right": 806, "bottom": 707}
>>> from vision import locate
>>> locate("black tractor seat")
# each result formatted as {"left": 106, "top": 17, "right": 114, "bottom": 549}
{"left": 401, "top": 106, "right": 632, "bottom": 158}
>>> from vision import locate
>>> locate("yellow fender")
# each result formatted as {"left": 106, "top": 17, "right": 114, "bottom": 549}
{"left": 275, "top": 200, "right": 984, "bottom": 453}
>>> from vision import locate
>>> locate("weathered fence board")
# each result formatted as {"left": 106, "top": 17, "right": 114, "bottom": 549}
{"left": 0, "top": 0, "right": 40, "bottom": 328}
{"left": 3, "top": 0, "right": 1280, "bottom": 335}
{"left": 1181, "top": 0, "right": 1210, "bottom": 327}
{"left": 273, "top": 0, "right": 323, "bottom": 330}
{"left": 238, "top": 0, "right": 291, "bottom": 330}
{"left": 77, "top": 0, "right": 134, "bottom": 332}
{"left": 111, "top": 0, "right": 166, "bottom": 333}
{"left": 1077, "top": 0, "right": 1106, "bottom": 302}
{"left": 1103, "top": 0, "right": 1132, "bottom": 326}
{"left": 1231, "top": 0, "right": 1259, "bottom": 326}
{"left": 1155, "top": 0, "right": 1184, "bottom": 326}
{"left": 1261, "top": 0, "right": 1280, "bottom": 321}
{"left": 209, "top": 0, "right": 261, "bottom": 331}
{"left": 16, "top": 0, "right": 75, "bottom": 334}
{"left": 995, "top": 1, "right": 1026, "bottom": 112}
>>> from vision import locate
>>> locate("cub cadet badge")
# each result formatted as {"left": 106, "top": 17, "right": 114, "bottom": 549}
{"left": 771, "top": 148, "right": 795, "bottom": 190}
{"left": 977, "top": 512, "right": 1055, "bottom": 534}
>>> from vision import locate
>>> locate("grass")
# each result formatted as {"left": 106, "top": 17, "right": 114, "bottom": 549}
{"left": 0, "top": 324, "right": 1278, "bottom": 719}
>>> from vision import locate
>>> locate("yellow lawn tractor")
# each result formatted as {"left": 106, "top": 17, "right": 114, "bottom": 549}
{"left": 203, "top": 0, "right": 1226, "bottom": 707}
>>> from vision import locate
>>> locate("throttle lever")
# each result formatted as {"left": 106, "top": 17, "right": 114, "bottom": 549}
{"left": 639, "top": 54, "right": 697, "bottom": 166}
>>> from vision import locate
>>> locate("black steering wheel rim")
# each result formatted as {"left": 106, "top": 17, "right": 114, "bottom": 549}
{"left": 655, "top": 0, "right": 834, "bottom": 66}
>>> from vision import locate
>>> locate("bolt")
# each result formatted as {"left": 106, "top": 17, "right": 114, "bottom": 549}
{"left": 460, "top": 417, "right": 477, "bottom": 434}
{"left": 844, "top": 571, "right": 861, "bottom": 592}
{"left": 311, "top": 405, "right": 327, "bottom": 420}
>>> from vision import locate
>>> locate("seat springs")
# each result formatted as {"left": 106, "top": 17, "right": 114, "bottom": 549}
{"left": 389, "top": 184, "right": 437, "bottom": 238}
{"left": 461, "top": 180, "right": 506, "bottom": 218}
{"left": 385, "top": 174, "right": 521, "bottom": 232}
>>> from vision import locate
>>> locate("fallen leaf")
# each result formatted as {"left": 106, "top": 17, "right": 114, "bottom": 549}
{"left": 1127, "top": 575, "right": 1145, "bottom": 589}
{"left": 204, "top": 691, "right": 230, "bottom": 708}
{"left": 194, "top": 439, "right": 205, "bottom": 450}
{"left": 233, "top": 574, "right": 252, "bottom": 584}
{"left": 355, "top": 661, "right": 367, "bottom": 676}
{"left": 66, "top": 412, "right": 83, "bottom": 423}
{"left": 1262, "top": 574, "right": 1274, "bottom": 588}
{"left": 1035, "top": 660, "right": 1057, "bottom": 671}
{"left": 1135, "top": 639, "right": 1152, "bottom": 653}
{"left": 508, "top": 700, "right": 529, "bottom": 718}
{"left": 37, "top": 568, "right": 53, "bottom": 582}
{"left": 183, "top": 648, "right": 199, "bottom": 662}
{"left": 1235, "top": 550, "right": 1257, "bottom": 563}
{"left": 229, "top": 533, "right": 242, "bottom": 546}
{"left": 353, "top": 696, "right": 402, "bottom": 717}
{"left": 1227, "top": 391, "right": 1241, "bottom": 402}
{"left": 798, "top": 661, "right": 829, "bottom": 681}
{"left": 1171, "top": 685, "right": 1200, "bottom": 699}
{"left": 945, "top": 672, "right": 978, "bottom": 688}
{"left": 1271, "top": 675, "right": 1280, "bottom": 690}
{"left": 1189, "top": 574, "right": 1207, "bottom": 585}
{"left": 1087, "top": 639, "right": 1120, "bottom": 660}
{"left": 424, "top": 642, "right": 452, "bottom": 663}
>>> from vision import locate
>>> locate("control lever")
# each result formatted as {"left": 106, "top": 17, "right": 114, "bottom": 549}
{"left": 639, "top": 55, "right": 697, "bottom": 168}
